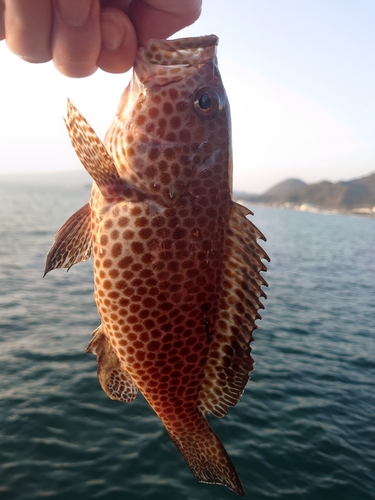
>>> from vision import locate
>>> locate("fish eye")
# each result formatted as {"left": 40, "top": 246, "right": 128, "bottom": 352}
{"left": 193, "top": 88, "right": 222, "bottom": 119}
{"left": 198, "top": 92, "right": 212, "bottom": 110}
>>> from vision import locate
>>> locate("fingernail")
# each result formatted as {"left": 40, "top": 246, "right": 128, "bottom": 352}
{"left": 101, "top": 11, "right": 125, "bottom": 50}
{"left": 55, "top": 0, "right": 93, "bottom": 27}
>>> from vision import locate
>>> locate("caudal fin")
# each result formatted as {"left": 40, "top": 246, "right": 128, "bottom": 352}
{"left": 167, "top": 418, "right": 244, "bottom": 497}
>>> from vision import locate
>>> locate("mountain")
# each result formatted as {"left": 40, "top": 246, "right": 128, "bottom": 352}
{"left": 235, "top": 171, "right": 375, "bottom": 212}
{"left": 262, "top": 178, "right": 307, "bottom": 198}
{"left": 234, "top": 178, "right": 308, "bottom": 204}
{"left": 283, "top": 176, "right": 375, "bottom": 209}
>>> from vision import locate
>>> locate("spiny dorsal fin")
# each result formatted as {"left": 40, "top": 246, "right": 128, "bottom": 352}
{"left": 87, "top": 326, "right": 138, "bottom": 403}
{"left": 198, "top": 201, "right": 269, "bottom": 418}
{"left": 44, "top": 203, "right": 92, "bottom": 276}
{"left": 65, "top": 99, "right": 125, "bottom": 200}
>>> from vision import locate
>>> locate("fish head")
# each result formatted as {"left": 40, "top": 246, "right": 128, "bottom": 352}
{"left": 105, "top": 35, "right": 232, "bottom": 205}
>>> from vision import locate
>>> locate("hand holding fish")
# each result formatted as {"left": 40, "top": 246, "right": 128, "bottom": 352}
{"left": 0, "top": 0, "right": 202, "bottom": 76}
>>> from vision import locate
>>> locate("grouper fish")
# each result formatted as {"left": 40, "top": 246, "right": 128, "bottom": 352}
{"left": 44, "top": 35, "right": 269, "bottom": 496}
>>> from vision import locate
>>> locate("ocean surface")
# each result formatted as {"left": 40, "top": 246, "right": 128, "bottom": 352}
{"left": 0, "top": 179, "right": 374, "bottom": 500}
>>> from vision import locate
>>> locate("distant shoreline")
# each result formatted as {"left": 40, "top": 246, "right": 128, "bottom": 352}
{"left": 0, "top": 170, "right": 91, "bottom": 186}
{"left": 238, "top": 200, "right": 375, "bottom": 219}
{"left": 235, "top": 170, "right": 375, "bottom": 218}
{"left": 2, "top": 170, "right": 375, "bottom": 219}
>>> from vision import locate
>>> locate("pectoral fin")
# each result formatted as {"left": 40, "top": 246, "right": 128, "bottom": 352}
{"left": 44, "top": 203, "right": 92, "bottom": 276}
{"left": 87, "top": 326, "right": 138, "bottom": 403}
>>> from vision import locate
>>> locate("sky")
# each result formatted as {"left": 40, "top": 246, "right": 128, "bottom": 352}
{"left": 1, "top": 0, "right": 375, "bottom": 193}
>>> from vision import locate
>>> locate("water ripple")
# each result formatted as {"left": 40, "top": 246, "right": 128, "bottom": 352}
{"left": 0, "top": 188, "right": 374, "bottom": 499}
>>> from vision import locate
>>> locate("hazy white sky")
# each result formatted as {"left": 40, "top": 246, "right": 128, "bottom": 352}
{"left": 1, "top": 0, "right": 375, "bottom": 193}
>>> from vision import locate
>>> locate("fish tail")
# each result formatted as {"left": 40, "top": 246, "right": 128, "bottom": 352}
{"left": 167, "top": 417, "right": 244, "bottom": 497}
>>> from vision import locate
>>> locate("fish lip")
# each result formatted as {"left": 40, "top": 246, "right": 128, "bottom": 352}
{"left": 143, "top": 35, "right": 218, "bottom": 66}
{"left": 145, "top": 35, "right": 218, "bottom": 52}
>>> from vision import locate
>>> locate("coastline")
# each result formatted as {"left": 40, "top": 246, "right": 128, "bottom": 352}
{"left": 236, "top": 199, "right": 375, "bottom": 218}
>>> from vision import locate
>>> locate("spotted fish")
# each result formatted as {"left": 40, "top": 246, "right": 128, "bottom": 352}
{"left": 44, "top": 35, "right": 268, "bottom": 496}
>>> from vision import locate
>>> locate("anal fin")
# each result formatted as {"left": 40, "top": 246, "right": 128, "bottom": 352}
{"left": 87, "top": 326, "right": 138, "bottom": 403}
{"left": 44, "top": 203, "right": 92, "bottom": 276}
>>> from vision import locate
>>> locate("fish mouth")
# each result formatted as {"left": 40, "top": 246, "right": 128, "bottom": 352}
{"left": 143, "top": 35, "right": 218, "bottom": 67}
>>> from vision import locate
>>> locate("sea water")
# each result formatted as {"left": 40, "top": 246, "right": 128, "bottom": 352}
{"left": 0, "top": 180, "right": 374, "bottom": 500}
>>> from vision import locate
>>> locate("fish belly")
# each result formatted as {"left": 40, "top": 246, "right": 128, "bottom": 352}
{"left": 91, "top": 189, "right": 227, "bottom": 408}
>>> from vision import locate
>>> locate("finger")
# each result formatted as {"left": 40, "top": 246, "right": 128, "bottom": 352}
{"left": 4, "top": 0, "right": 52, "bottom": 62}
{"left": 97, "top": 7, "right": 137, "bottom": 73}
{"left": 52, "top": 0, "right": 101, "bottom": 77}
{"left": 0, "top": 1, "right": 5, "bottom": 40}
{"left": 128, "top": 0, "right": 202, "bottom": 44}
{"left": 100, "top": 0, "right": 130, "bottom": 10}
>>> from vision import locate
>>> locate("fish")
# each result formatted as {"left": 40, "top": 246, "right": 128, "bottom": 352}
{"left": 44, "top": 35, "right": 269, "bottom": 496}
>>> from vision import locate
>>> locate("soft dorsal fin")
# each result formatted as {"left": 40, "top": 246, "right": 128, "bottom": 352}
{"left": 198, "top": 201, "right": 269, "bottom": 418}
{"left": 87, "top": 326, "right": 138, "bottom": 403}
{"left": 65, "top": 99, "right": 125, "bottom": 200}
{"left": 44, "top": 203, "right": 92, "bottom": 276}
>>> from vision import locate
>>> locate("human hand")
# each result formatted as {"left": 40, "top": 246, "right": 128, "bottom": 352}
{"left": 0, "top": 0, "right": 202, "bottom": 77}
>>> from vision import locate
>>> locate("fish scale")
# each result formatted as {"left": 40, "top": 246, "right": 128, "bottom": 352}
{"left": 45, "top": 35, "right": 269, "bottom": 497}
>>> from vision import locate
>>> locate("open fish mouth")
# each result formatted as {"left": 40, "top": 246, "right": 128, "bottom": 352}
{"left": 134, "top": 35, "right": 220, "bottom": 89}
{"left": 143, "top": 35, "right": 218, "bottom": 66}
{"left": 145, "top": 35, "right": 219, "bottom": 66}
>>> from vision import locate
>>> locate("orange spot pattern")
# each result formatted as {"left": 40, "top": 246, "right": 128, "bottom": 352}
{"left": 46, "top": 35, "right": 269, "bottom": 497}
{"left": 91, "top": 36, "right": 267, "bottom": 496}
